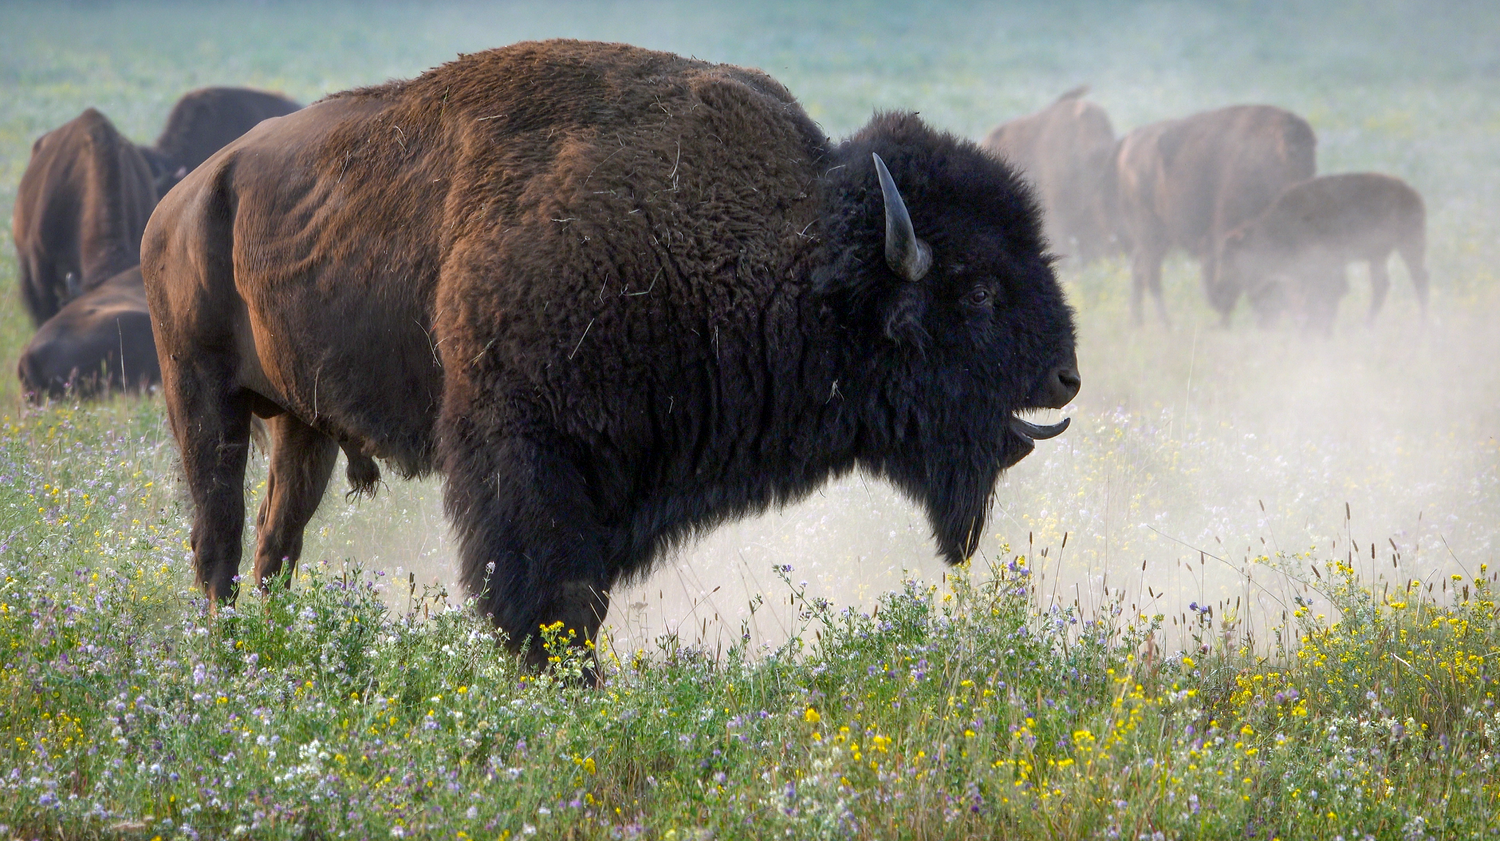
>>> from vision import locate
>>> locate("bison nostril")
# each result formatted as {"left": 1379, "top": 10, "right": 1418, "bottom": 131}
{"left": 1056, "top": 367, "right": 1081, "bottom": 392}
{"left": 1042, "top": 365, "right": 1081, "bottom": 407}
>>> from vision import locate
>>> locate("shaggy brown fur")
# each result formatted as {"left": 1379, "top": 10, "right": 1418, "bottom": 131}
{"left": 144, "top": 40, "right": 1079, "bottom": 666}
{"left": 17, "top": 267, "right": 160, "bottom": 400}
{"left": 982, "top": 86, "right": 1118, "bottom": 262}
{"left": 1113, "top": 104, "right": 1316, "bottom": 324}
{"left": 1220, "top": 172, "right": 1428, "bottom": 332}
{"left": 13, "top": 108, "right": 158, "bottom": 325}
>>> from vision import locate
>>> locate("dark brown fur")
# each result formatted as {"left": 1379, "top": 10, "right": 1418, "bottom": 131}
{"left": 13, "top": 108, "right": 158, "bottom": 325}
{"left": 1221, "top": 172, "right": 1428, "bottom": 332}
{"left": 1113, "top": 104, "right": 1316, "bottom": 324}
{"left": 146, "top": 87, "right": 302, "bottom": 194}
{"left": 981, "top": 86, "right": 1118, "bottom": 262}
{"left": 17, "top": 266, "right": 160, "bottom": 401}
{"left": 143, "top": 41, "right": 1079, "bottom": 666}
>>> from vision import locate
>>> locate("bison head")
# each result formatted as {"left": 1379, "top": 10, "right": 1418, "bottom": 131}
{"left": 817, "top": 113, "right": 1080, "bottom": 563}
{"left": 1216, "top": 224, "right": 1283, "bottom": 323}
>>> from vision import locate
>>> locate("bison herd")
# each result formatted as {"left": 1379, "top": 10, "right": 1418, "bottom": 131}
{"left": 6, "top": 40, "right": 1427, "bottom": 669}
{"left": 12, "top": 88, "right": 300, "bottom": 400}
{"left": 983, "top": 87, "right": 1428, "bottom": 331}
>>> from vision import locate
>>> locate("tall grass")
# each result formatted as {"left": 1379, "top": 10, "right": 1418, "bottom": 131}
{"left": 1, "top": 405, "right": 1496, "bottom": 837}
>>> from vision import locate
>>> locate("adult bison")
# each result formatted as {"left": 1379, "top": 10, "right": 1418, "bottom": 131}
{"left": 13, "top": 108, "right": 158, "bottom": 325}
{"left": 17, "top": 267, "right": 160, "bottom": 401}
{"left": 143, "top": 40, "right": 1080, "bottom": 665}
{"left": 1113, "top": 104, "right": 1316, "bottom": 325}
{"left": 981, "top": 86, "right": 1118, "bottom": 262}
{"left": 1220, "top": 172, "right": 1428, "bottom": 332}
{"left": 142, "top": 87, "right": 302, "bottom": 195}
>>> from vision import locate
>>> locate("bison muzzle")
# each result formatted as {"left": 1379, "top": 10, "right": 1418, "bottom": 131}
{"left": 142, "top": 40, "right": 1079, "bottom": 667}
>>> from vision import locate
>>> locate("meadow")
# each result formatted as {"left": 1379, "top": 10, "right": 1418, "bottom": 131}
{"left": 1, "top": 1, "right": 1497, "bottom": 838}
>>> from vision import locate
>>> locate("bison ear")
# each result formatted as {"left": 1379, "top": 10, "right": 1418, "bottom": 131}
{"left": 873, "top": 153, "right": 932, "bottom": 283}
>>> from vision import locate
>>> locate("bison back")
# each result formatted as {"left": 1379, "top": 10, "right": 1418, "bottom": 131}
{"left": 13, "top": 108, "right": 159, "bottom": 325}
{"left": 153, "top": 87, "right": 303, "bottom": 175}
{"left": 143, "top": 41, "right": 830, "bottom": 483}
{"left": 1156, "top": 105, "right": 1315, "bottom": 258}
{"left": 18, "top": 266, "right": 160, "bottom": 400}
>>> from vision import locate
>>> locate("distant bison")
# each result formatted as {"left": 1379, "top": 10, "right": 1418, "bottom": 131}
{"left": 144, "top": 40, "right": 1080, "bottom": 665}
{"left": 1220, "top": 172, "right": 1428, "bottom": 332}
{"left": 142, "top": 87, "right": 302, "bottom": 195}
{"left": 1113, "top": 104, "right": 1316, "bottom": 324}
{"left": 18, "top": 267, "right": 160, "bottom": 401}
{"left": 13, "top": 108, "right": 158, "bottom": 325}
{"left": 982, "top": 86, "right": 1118, "bottom": 262}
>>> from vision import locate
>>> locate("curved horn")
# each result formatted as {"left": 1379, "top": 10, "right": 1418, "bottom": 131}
{"left": 873, "top": 152, "right": 932, "bottom": 282}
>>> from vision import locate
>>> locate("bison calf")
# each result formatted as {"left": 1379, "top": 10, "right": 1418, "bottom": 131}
{"left": 1219, "top": 172, "right": 1428, "bottom": 332}
{"left": 143, "top": 40, "right": 1080, "bottom": 669}
{"left": 1113, "top": 104, "right": 1317, "bottom": 325}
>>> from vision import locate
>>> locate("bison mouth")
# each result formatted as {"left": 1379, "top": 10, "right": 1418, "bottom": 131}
{"left": 1002, "top": 414, "right": 1071, "bottom": 467}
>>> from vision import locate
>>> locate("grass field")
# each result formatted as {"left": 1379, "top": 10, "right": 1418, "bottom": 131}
{"left": 2, "top": 1, "right": 1498, "bottom": 838}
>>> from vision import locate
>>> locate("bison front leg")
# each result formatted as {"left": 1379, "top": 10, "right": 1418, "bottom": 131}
{"left": 1400, "top": 237, "right": 1430, "bottom": 318}
{"left": 443, "top": 418, "right": 615, "bottom": 674}
{"left": 161, "top": 361, "right": 254, "bottom": 603}
{"left": 252, "top": 414, "right": 339, "bottom": 589}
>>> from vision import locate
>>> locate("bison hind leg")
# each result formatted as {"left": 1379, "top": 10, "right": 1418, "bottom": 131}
{"left": 342, "top": 447, "right": 383, "bottom": 500}
{"left": 165, "top": 369, "right": 255, "bottom": 602}
{"left": 251, "top": 414, "right": 339, "bottom": 588}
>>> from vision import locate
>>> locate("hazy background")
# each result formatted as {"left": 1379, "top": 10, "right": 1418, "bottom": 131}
{"left": 2, "top": 0, "right": 1496, "bottom": 656}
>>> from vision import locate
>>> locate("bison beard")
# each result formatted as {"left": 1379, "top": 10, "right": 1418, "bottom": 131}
{"left": 143, "top": 40, "right": 1079, "bottom": 669}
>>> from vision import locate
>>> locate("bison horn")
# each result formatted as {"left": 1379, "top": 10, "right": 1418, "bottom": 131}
{"left": 873, "top": 152, "right": 932, "bottom": 282}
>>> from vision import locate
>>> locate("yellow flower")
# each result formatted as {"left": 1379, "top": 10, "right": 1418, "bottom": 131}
{"left": 804, "top": 707, "right": 821, "bottom": 724}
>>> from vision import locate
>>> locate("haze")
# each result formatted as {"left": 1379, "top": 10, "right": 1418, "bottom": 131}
{"left": 2, "top": 0, "right": 1494, "bottom": 656}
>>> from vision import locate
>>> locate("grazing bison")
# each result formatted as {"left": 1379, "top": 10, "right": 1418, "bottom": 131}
{"left": 143, "top": 40, "right": 1080, "bottom": 665}
{"left": 17, "top": 267, "right": 160, "bottom": 401}
{"left": 13, "top": 108, "right": 158, "bottom": 325}
{"left": 981, "top": 86, "right": 1119, "bottom": 262}
{"left": 1113, "top": 104, "right": 1316, "bottom": 324}
{"left": 142, "top": 87, "right": 302, "bottom": 195}
{"left": 1220, "top": 172, "right": 1428, "bottom": 332}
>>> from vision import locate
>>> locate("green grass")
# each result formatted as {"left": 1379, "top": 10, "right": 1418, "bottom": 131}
{"left": 2, "top": 1, "right": 1499, "bottom": 838}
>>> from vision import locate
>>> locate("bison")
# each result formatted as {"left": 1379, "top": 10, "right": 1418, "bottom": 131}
{"left": 1113, "top": 104, "right": 1316, "bottom": 325}
{"left": 142, "top": 87, "right": 302, "bottom": 195}
{"left": 981, "top": 86, "right": 1119, "bottom": 263}
{"left": 143, "top": 40, "right": 1080, "bottom": 666}
{"left": 13, "top": 108, "right": 158, "bottom": 325}
{"left": 17, "top": 267, "right": 160, "bottom": 401}
{"left": 1219, "top": 172, "right": 1428, "bottom": 332}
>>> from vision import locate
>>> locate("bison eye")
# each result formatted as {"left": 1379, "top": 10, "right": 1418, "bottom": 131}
{"left": 965, "top": 286, "right": 993, "bottom": 308}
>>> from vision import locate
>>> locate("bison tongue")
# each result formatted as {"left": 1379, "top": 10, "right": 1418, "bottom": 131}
{"left": 1009, "top": 416, "right": 1070, "bottom": 442}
